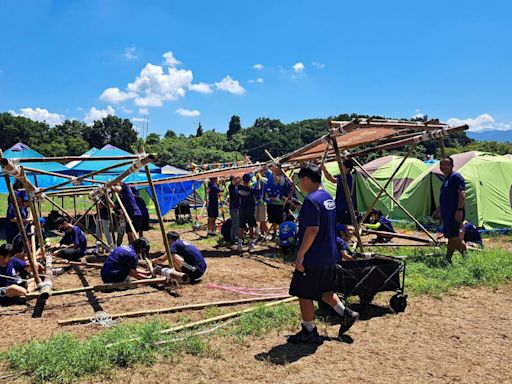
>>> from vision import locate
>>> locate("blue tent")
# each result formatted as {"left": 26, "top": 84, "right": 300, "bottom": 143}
{"left": 2, "top": 143, "right": 71, "bottom": 173}
{"left": 66, "top": 145, "right": 160, "bottom": 174}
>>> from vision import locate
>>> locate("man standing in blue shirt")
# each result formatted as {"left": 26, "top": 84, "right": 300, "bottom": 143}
{"left": 288, "top": 164, "right": 359, "bottom": 344}
{"left": 237, "top": 173, "right": 257, "bottom": 251}
{"left": 321, "top": 160, "right": 354, "bottom": 225}
{"left": 53, "top": 217, "right": 87, "bottom": 260}
{"left": 207, "top": 178, "right": 221, "bottom": 236}
{"left": 435, "top": 157, "right": 466, "bottom": 262}
{"left": 113, "top": 182, "right": 142, "bottom": 243}
{"left": 228, "top": 176, "right": 240, "bottom": 243}
{"left": 101, "top": 238, "right": 152, "bottom": 283}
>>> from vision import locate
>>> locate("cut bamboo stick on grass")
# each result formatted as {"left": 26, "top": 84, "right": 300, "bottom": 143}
{"left": 106, "top": 296, "right": 298, "bottom": 347}
{"left": 363, "top": 228, "right": 432, "bottom": 243}
{"left": 58, "top": 295, "right": 293, "bottom": 325}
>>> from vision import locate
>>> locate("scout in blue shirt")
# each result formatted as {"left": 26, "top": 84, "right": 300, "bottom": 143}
{"left": 366, "top": 209, "right": 396, "bottom": 243}
{"left": 53, "top": 217, "right": 88, "bottom": 261}
{"left": 461, "top": 221, "right": 483, "bottom": 248}
{"left": 434, "top": 157, "right": 466, "bottom": 262}
{"left": 101, "top": 238, "right": 152, "bottom": 283}
{"left": 113, "top": 182, "right": 142, "bottom": 243}
{"left": 236, "top": 174, "right": 257, "bottom": 251}
{"left": 288, "top": 164, "right": 359, "bottom": 344}
{"left": 5, "top": 192, "right": 31, "bottom": 245}
{"left": 336, "top": 224, "right": 353, "bottom": 262}
{"left": 278, "top": 214, "right": 298, "bottom": 252}
{"left": 206, "top": 178, "right": 221, "bottom": 236}
{"left": 0, "top": 243, "right": 38, "bottom": 303}
{"left": 321, "top": 160, "right": 354, "bottom": 225}
{"left": 153, "top": 231, "right": 207, "bottom": 282}
{"left": 228, "top": 176, "right": 241, "bottom": 243}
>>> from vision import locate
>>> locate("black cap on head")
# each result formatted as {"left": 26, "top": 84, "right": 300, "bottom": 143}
{"left": 132, "top": 237, "right": 151, "bottom": 253}
{"left": 166, "top": 231, "right": 180, "bottom": 241}
{"left": 298, "top": 164, "right": 322, "bottom": 183}
{"left": 343, "top": 159, "right": 354, "bottom": 170}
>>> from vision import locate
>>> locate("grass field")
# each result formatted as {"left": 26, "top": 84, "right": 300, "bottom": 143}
{"left": 2, "top": 240, "right": 511, "bottom": 383}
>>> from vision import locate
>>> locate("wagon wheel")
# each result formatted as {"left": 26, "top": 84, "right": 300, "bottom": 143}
{"left": 390, "top": 294, "right": 407, "bottom": 313}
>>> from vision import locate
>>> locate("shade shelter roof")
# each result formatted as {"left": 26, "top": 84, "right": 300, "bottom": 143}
{"left": 2, "top": 143, "right": 70, "bottom": 173}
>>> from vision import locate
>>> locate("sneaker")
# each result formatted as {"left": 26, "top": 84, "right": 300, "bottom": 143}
{"left": 288, "top": 325, "right": 323, "bottom": 345}
{"left": 248, "top": 242, "right": 255, "bottom": 250}
{"left": 338, "top": 308, "right": 359, "bottom": 336}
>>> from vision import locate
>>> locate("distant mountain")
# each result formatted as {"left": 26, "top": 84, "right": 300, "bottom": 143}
{"left": 467, "top": 130, "right": 512, "bottom": 142}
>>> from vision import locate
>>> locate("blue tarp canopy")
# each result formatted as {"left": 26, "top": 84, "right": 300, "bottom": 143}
{"left": 2, "top": 143, "right": 71, "bottom": 173}
{"left": 66, "top": 145, "right": 160, "bottom": 174}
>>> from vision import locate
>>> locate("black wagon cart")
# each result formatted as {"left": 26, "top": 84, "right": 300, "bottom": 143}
{"left": 335, "top": 254, "right": 407, "bottom": 313}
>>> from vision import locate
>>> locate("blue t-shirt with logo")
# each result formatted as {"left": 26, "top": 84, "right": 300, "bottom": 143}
{"left": 170, "top": 239, "right": 207, "bottom": 274}
{"left": 279, "top": 221, "right": 298, "bottom": 246}
{"left": 228, "top": 184, "right": 239, "bottom": 209}
{"left": 440, "top": 172, "right": 465, "bottom": 223}
{"left": 238, "top": 185, "right": 256, "bottom": 210}
{"left": 335, "top": 173, "right": 353, "bottom": 211}
{"left": 298, "top": 189, "right": 337, "bottom": 269}
{"left": 0, "top": 257, "right": 26, "bottom": 287}
{"left": 61, "top": 226, "right": 87, "bottom": 257}
{"left": 101, "top": 245, "right": 138, "bottom": 279}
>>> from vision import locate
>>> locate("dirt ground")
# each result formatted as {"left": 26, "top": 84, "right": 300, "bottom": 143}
{"left": 1, "top": 226, "right": 511, "bottom": 383}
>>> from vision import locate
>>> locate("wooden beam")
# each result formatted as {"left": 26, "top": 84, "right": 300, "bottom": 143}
{"left": 58, "top": 295, "right": 292, "bottom": 325}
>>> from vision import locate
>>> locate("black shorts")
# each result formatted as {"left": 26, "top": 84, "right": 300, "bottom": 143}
{"left": 239, "top": 209, "right": 256, "bottom": 229}
{"left": 58, "top": 248, "right": 83, "bottom": 261}
{"left": 207, "top": 205, "right": 219, "bottom": 218}
{"left": 126, "top": 215, "right": 142, "bottom": 233}
{"left": 182, "top": 265, "right": 205, "bottom": 281}
{"left": 443, "top": 220, "right": 462, "bottom": 238}
{"left": 337, "top": 209, "right": 351, "bottom": 225}
{"left": 289, "top": 267, "right": 338, "bottom": 300}
{"left": 267, "top": 204, "right": 284, "bottom": 224}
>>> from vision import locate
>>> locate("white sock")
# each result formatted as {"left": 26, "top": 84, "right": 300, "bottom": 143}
{"left": 333, "top": 302, "right": 346, "bottom": 317}
{"left": 302, "top": 320, "right": 314, "bottom": 332}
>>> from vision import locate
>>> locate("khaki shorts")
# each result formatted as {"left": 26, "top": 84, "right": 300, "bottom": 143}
{"left": 255, "top": 204, "right": 267, "bottom": 222}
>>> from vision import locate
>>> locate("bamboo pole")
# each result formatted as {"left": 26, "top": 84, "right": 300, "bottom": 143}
{"left": 58, "top": 295, "right": 292, "bottom": 325}
{"left": 23, "top": 167, "right": 107, "bottom": 194}
{"left": 351, "top": 156, "right": 438, "bottom": 244}
{"left": 363, "top": 228, "right": 431, "bottom": 243}
{"left": 107, "top": 296, "right": 298, "bottom": 347}
{"left": 144, "top": 164, "right": 174, "bottom": 268}
{"left": 112, "top": 190, "right": 137, "bottom": 236}
{"left": 363, "top": 243, "right": 431, "bottom": 247}
{"left": 14, "top": 155, "right": 153, "bottom": 163}
{"left": 26, "top": 277, "right": 169, "bottom": 299}
{"left": 0, "top": 153, "right": 42, "bottom": 285}
{"left": 53, "top": 260, "right": 104, "bottom": 268}
{"left": 31, "top": 159, "right": 135, "bottom": 194}
{"left": 439, "top": 137, "right": 446, "bottom": 158}
{"left": 328, "top": 132, "right": 365, "bottom": 253}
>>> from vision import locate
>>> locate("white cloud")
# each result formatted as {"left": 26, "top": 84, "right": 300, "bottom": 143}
{"left": 100, "top": 87, "right": 135, "bottom": 104}
{"left": 189, "top": 82, "right": 213, "bottom": 93}
{"left": 10, "top": 107, "right": 65, "bottom": 126}
{"left": 163, "top": 51, "right": 181, "bottom": 67}
{"left": 176, "top": 108, "right": 200, "bottom": 117}
{"left": 120, "top": 106, "right": 132, "bottom": 114}
{"left": 127, "top": 63, "right": 193, "bottom": 107}
{"left": 312, "top": 61, "right": 325, "bottom": 69}
{"left": 84, "top": 106, "right": 115, "bottom": 124}
{"left": 248, "top": 78, "right": 264, "bottom": 84}
{"left": 253, "top": 64, "right": 264, "bottom": 70}
{"left": 293, "top": 62, "right": 305, "bottom": 73}
{"left": 447, "top": 113, "right": 512, "bottom": 132}
{"left": 215, "top": 76, "right": 245, "bottom": 94}
{"left": 138, "top": 108, "right": 149, "bottom": 115}
{"left": 131, "top": 117, "right": 147, "bottom": 123}
{"left": 124, "top": 47, "right": 137, "bottom": 60}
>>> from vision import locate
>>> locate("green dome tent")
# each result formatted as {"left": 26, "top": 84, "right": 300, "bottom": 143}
{"left": 322, "top": 155, "right": 428, "bottom": 217}
{"left": 398, "top": 151, "right": 512, "bottom": 228}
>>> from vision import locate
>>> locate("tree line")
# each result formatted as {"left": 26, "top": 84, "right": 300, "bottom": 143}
{"left": 1, "top": 111, "right": 511, "bottom": 169}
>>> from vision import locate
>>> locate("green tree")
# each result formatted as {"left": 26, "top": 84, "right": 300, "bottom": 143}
{"left": 83, "top": 115, "right": 137, "bottom": 152}
{"left": 196, "top": 123, "right": 203, "bottom": 137}
{"left": 145, "top": 133, "right": 161, "bottom": 146}
{"left": 227, "top": 115, "right": 241, "bottom": 140}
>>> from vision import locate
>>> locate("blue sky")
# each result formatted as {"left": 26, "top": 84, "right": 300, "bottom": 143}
{"left": 0, "top": 0, "right": 511, "bottom": 136}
